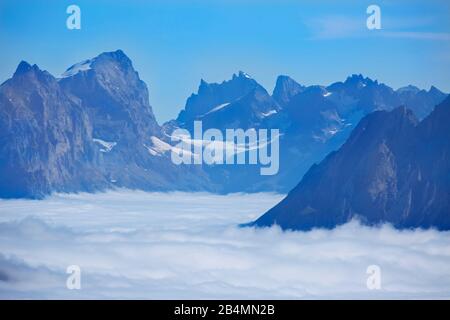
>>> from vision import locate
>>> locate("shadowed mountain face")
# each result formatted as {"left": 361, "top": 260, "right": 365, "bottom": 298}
{"left": 253, "top": 96, "right": 450, "bottom": 231}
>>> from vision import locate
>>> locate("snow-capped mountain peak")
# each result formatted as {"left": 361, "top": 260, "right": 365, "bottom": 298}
{"left": 61, "top": 59, "right": 93, "bottom": 78}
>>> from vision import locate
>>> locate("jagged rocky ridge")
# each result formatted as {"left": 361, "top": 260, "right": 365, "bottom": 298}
{"left": 0, "top": 50, "right": 212, "bottom": 198}
{"left": 165, "top": 72, "right": 447, "bottom": 192}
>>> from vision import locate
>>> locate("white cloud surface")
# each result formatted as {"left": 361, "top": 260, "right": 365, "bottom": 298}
{"left": 0, "top": 190, "right": 449, "bottom": 299}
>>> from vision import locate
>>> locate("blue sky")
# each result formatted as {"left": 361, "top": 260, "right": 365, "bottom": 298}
{"left": 0, "top": 0, "right": 449, "bottom": 122}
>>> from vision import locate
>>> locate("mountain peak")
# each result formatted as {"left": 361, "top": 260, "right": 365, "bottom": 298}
{"left": 94, "top": 49, "right": 133, "bottom": 70}
{"left": 344, "top": 74, "right": 377, "bottom": 86}
{"left": 341, "top": 74, "right": 380, "bottom": 91}
{"left": 199, "top": 78, "right": 209, "bottom": 87}
{"left": 346, "top": 105, "right": 418, "bottom": 148}
{"left": 61, "top": 50, "right": 133, "bottom": 78}
{"left": 272, "top": 75, "right": 304, "bottom": 106}
{"left": 15, "top": 61, "right": 31, "bottom": 73}
{"left": 233, "top": 71, "right": 252, "bottom": 80}
{"left": 429, "top": 85, "right": 443, "bottom": 95}
{"left": 346, "top": 73, "right": 364, "bottom": 81}
{"left": 178, "top": 71, "right": 265, "bottom": 123}
{"left": 276, "top": 75, "right": 293, "bottom": 82}
{"left": 397, "top": 85, "right": 420, "bottom": 94}
{"left": 98, "top": 49, "right": 129, "bottom": 62}
{"left": 14, "top": 61, "right": 40, "bottom": 77}
{"left": 252, "top": 101, "right": 447, "bottom": 231}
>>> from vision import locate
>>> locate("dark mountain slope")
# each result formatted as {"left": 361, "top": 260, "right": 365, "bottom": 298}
{"left": 253, "top": 96, "right": 450, "bottom": 230}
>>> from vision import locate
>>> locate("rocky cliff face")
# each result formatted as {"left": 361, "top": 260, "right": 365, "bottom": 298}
{"left": 59, "top": 50, "right": 169, "bottom": 190}
{"left": 0, "top": 51, "right": 213, "bottom": 198}
{"left": 0, "top": 62, "right": 106, "bottom": 198}
{"left": 272, "top": 75, "right": 305, "bottom": 107}
{"left": 253, "top": 96, "right": 450, "bottom": 230}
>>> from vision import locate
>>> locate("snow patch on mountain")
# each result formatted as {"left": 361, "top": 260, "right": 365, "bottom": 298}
{"left": 261, "top": 110, "right": 278, "bottom": 117}
{"left": 61, "top": 59, "right": 93, "bottom": 78}
{"left": 93, "top": 138, "right": 117, "bottom": 153}
{"left": 170, "top": 131, "right": 282, "bottom": 157}
{"left": 144, "top": 136, "right": 173, "bottom": 156}
{"left": 204, "top": 102, "right": 231, "bottom": 116}
{"left": 144, "top": 136, "right": 198, "bottom": 160}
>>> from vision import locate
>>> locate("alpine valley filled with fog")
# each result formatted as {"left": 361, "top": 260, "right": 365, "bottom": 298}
{"left": 0, "top": 50, "right": 449, "bottom": 299}
{"left": 1, "top": 0, "right": 450, "bottom": 300}
{"left": 1, "top": 191, "right": 450, "bottom": 299}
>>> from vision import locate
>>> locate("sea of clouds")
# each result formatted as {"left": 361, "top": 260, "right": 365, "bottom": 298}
{"left": 0, "top": 190, "right": 449, "bottom": 299}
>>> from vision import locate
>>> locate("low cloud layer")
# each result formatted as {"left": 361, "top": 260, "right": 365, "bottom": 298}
{"left": 0, "top": 190, "right": 449, "bottom": 299}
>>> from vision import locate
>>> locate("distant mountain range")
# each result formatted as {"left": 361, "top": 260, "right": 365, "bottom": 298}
{"left": 165, "top": 66, "right": 447, "bottom": 193}
{"left": 253, "top": 96, "right": 450, "bottom": 230}
{"left": 0, "top": 50, "right": 448, "bottom": 204}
